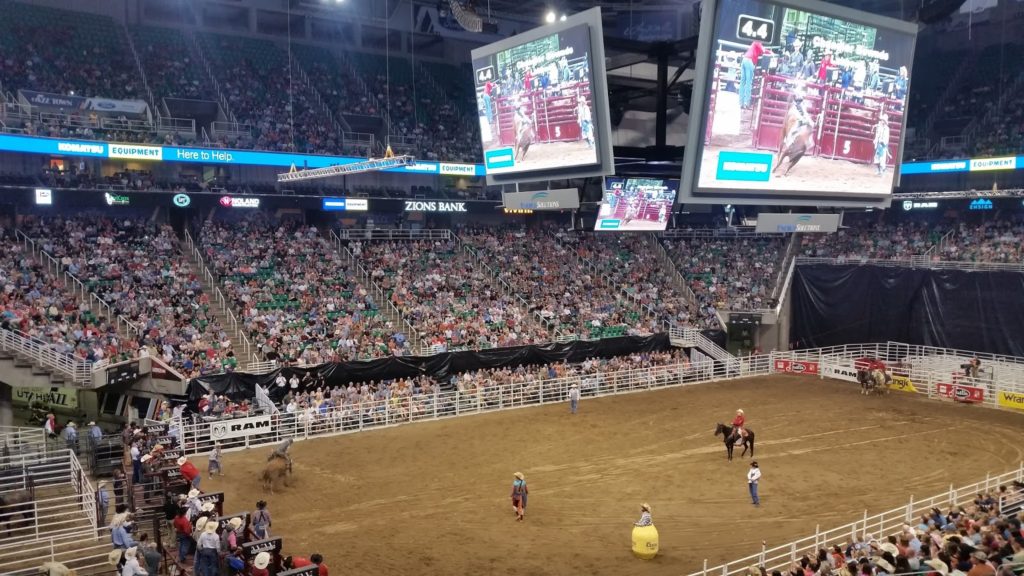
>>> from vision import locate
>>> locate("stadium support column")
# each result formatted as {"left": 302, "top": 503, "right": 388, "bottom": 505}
{"left": 0, "top": 382, "right": 12, "bottom": 427}
{"left": 656, "top": 50, "right": 669, "bottom": 148}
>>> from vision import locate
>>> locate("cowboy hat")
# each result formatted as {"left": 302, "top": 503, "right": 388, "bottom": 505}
{"left": 110, "top": 512, "right": 130, "bottom": 528}
{"left": 176, "top": 457, "right": 188, "bottom": 466}
{"left": 737, "top": 409, "right": 744, "bottom": 414}
{"left": 187, "top": 489, "right": 200, "bottom": 499}
{"left": 880, "top": 543, "right": 899, "bottom": 557}
{"left": 140, "top": 455, "right": 152, "bottom": 463}
{"left": 201, "top": 502, "right": 215, "bottom": 512}
{"left": 203, "top": 521, "right": 218, "bottom": 533}
{"left": 924, "top": 560, "right": 948, "bottom": 575}
{"left": 641, "top": 503, "right": 651, "bottom": 512}
{"left": 67, "top": 422, "right": 76, "bottom": 427}
{"left": 254, "top": 552, "right": 271, "bottom": 570}
{"left": 106, "top": 550, "right": 123, "bottom": 567}
{"left": 514, "top": 472, "right": 524, "bottom": 480}
{"left": 177, "top": 494, "right": 187, "bottom": 501}
{"left": 153, "top": 444, "right": 164, "bottom": 451}
{"left": 227, "top": 517, "right": 243, "bottom": 530}
{"left": 123, "top": 547, "right": 138, "bottom": 559}
{"left": 87, "top": 421, "right": 96, "bottom": 426}
{"left": 195, "top": 518, "right": 208, "bottom": 533}
{"left": 872, "top": 557, "right": 895, "bottom": 573}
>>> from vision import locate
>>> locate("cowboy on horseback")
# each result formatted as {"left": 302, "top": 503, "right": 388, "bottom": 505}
{"left": 730, "top": 409, "right": 748, "bottom": 445}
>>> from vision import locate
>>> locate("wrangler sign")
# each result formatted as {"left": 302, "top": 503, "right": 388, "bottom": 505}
{"left": 209, "top": 415, "right": 272, "bottom": 441}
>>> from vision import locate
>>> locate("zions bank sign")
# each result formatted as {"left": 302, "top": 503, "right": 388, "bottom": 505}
{"left": 209, "top": 415, "right": 272, "bottom": 440}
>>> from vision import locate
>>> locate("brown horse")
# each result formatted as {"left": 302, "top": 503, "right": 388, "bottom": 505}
{"left": 774, "top": 105, "right": 815, "bottom": 176}
{"left": 261, "top": 456, "right": 290, "bottom": 493}
{"left": 0, "top": 489, "right": 34, "bottom": 536}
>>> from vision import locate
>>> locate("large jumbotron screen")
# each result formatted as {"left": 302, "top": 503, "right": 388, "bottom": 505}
{"left": 471, "top": 7, "right": 615, "bottom": 184}
{"left": 594, "top": 177, "right": 677, "bottom": 231}
{"left": 680, "top": 0, "right": 918, "bottom": 206}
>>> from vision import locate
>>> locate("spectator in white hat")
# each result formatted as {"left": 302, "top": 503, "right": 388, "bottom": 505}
{"left": 120, "top": 547, "right": 147, "bottom": 576}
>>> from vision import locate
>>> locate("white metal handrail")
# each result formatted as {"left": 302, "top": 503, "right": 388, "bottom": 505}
{"left": 0, "top": 328, "right": 94, "bottom": 385}
{"left": 334, "top": 228, "right": 452, "bottom": 241}
{"left": 0, "top": 426, "right": 48, "bottom": 457}
{"left": 181, "top": 356, "right": 766, "bottom": 455}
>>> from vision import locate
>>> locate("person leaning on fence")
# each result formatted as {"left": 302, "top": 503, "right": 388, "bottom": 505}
{"left": 179, "top": 456, "right": 201, "bottom": 489}
{"left": 96, "top": 481, "right": 110, "bottom": 525}
{"left": 110, "top": 507, "right": 137, "bottom": 550}
{"left": 251, "top": 552, "right": 271, "bottom": 576}
{"left": 195, "top": 521, "right": 221, "bottom": 576}
{"left": 173, "top": 507, "right": 193, "bottom": 562}
{"left": 252, "top": 500, "right": 272, "bottom": 539}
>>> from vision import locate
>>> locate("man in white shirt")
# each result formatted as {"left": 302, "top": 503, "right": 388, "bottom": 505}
{"left": 568, "top": 384, "right": 580, "bottom": 414}
{"left": 747, "top": 461, "right": 761, "bottom": 506}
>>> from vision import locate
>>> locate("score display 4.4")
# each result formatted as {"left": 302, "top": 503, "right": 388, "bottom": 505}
{"left": 681, "top": 0, "right": 918, "bottom": 205}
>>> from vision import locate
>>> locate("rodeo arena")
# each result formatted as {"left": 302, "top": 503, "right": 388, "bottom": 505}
{"left": 4, "top": 0, "right": 1024, "bottom": 576}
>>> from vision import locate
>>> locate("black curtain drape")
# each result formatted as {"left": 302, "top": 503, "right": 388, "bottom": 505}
{"left": 188, "top": 333, "right": 672, "bottom": 406}
{"left": 791, "top": 265, "right": 1024, "bottom": 357}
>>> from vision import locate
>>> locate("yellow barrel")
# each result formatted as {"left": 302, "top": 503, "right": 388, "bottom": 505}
{"left": 631, "top": 525, "right": 660, "bottom": 560}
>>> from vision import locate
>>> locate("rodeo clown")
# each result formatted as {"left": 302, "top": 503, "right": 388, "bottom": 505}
{"left": 511, "top": 472, "right": 528, "bottom": 522}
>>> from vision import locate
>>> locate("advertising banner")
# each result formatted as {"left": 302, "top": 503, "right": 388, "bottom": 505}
{"left": 108, "top": 143, "right": 162, "bottom": 160}
{"left": 85, "top": 97, "right": 149, "bottom": 115}
{"left": 19, "top": 90, "right": 87, "bottom": 110}
{"left": 502, "top": 188, "right": 580, "bottom": 210}
{"left": 888, "top": 375, "right": 918, "bottom": 393}
{"left": 322, "top": 197, "right": 369, "bottom": 212}
{"left": 209, "top": 415, "right": 272, "bottom": 440}
{"left": 13, "top": 386, "right": 79, "bottom": 410}
{"left": 935, "top": 382, "right": 984, "bottom": 403}
{"left": 773, "top": 359, "right": 819, "bottom": 375}
{"left": 754, "top": 214, "right": 841, "bottom": 234}
{"left": 996, "top": 390, "right": 1024, "bottom": 412}
{"left": 822, "top": 363, "right": 858, "bottom": 382}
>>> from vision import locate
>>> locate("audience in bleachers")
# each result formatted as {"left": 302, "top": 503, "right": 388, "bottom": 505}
{"left": 22, "top": 215, "right": 231, "bottom": 377}
{"left": 353, "top": 238, "right": 549, "bottom": 352}
{"left": 0, "top": 228, "right": 130, "bottom": 364}
{"left": 200, "top": 215, "right": 410, "bottom": 364}
{"left": 132, "top": 27, "right": 217, "bottom": 102}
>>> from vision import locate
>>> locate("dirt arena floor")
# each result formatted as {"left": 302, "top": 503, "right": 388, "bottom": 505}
{"left": 483, "top": 140, "right": 596, "bottom": 172}
{"left": 211, "top": 375, "right": 1024, "bottom": 576}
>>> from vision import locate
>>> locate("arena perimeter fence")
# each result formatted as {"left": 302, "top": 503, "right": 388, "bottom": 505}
{"left": 174, "top": 342, "right": 1024, "bottom": 576}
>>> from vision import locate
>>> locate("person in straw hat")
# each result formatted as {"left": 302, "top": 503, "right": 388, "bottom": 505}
{"left": 178, "top": 456, "right": 201, "bottom": 489}
{"left": 195, "top": 520, "right": 221, "bottom": 576}
{"left": 120, "top": 547, "right": 147, "bottom": 576}
{"left": 634, "top": 503, "right": 653, "bottom": 527}
{"left": 110, "top": 506, "right": 136, "bottom": 550}
{"left": 568, "top": 383, "right": 580, "bottom": 414}
{"left": 511, "top": 472, "right": 528, "bottom": 522}
{"left": 251, "top": 552, "right": 272, "bottom": 576}
{"left": 63, "top": 421, "right": 78, "bottom": 454}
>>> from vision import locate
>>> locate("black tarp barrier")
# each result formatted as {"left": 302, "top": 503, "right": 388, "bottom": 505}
{"left": 791, "top": 265, "right": 1024, "bottom": 357}
{"left": 188, "top": 333, "right": 672, "bottom": 406}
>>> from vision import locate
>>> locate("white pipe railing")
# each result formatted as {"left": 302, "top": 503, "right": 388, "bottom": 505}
{"left": 0, "top": 328, "right": 94, "bottom": 385}
{"left": 0, "top": 426, "right": 48, "bottom": 456}
{"left": 178, "top": 355, "right": 768, "bottom": 455}
{"left": 0, "top": 449, "right": 97, "bottom": 542}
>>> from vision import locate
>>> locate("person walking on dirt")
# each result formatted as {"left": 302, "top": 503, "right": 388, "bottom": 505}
{"left": 568, "top": 384, "right": 580, "bottom": 414}
{"left": 511, "top": 472, "right": 528, "bottom": 522}
{"left": 747, "top": 461, "right": 762, "bottom": 506}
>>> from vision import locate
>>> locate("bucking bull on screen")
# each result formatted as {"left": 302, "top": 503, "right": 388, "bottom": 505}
{"left": 774, "top": 94, "right": 816, "bottom": 177}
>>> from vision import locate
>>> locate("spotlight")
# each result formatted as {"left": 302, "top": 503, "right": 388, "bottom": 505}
{"left": 545, "top": 10, "right": 556, "bottom": 23}
{"left": 560, "top": 13, "right": 567, "bottom": 21}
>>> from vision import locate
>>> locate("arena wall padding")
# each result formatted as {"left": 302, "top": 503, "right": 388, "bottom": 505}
{"left": 790, "top": 265, "right": 1024, "bottom": 357}
{"left": 188, "top": 333, "right": 672, "bottom": 405}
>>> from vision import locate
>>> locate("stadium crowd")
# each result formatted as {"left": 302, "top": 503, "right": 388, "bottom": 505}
{"left": 352, "top": 238, "right": 550, "bottom": 352}
{"left": 0, "top": 228, "right": 129, "bottom": 363}
{"left": 21, "top": 215, "right": 233, "bottom": 376}
{"left": 200, "top": 215, "right": 411, "bottom": 364}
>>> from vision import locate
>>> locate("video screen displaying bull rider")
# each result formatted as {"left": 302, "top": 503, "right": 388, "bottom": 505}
{"left": 696, "top": 0, "right": 916, "bottom": 195}
{"left": 594, "top": 178, "right": 677, "bottom": 231}
{"left": 473, "top": 24, "right": 598, "bottom": 175}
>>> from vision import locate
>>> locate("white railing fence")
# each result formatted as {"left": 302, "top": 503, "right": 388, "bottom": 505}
{"left": 0, "top": 449, "right": 97, "bottom": 543}
{"left": 690, "top": 463, "right": 1024, "bottom": 576}
{"left": 179, "top": 355, "right": 770, "bottom": 456}
{"left": 0, "top": 426, "right": 48, "bottom": 458}
{"left": 0, "top": 532, "right": 111, "bottom": 576}
{"left": 0, "top": 327, "right": 94, "bottom": 385}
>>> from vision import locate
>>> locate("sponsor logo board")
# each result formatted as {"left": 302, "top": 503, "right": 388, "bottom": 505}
{"left": 823, "top": 364, "right": 859, "bottom": 382}
{"left": 209, "top": 415, "right": 272, "bottom": 440}
{"left": 888, "top": 375, "right": 918, "bottom": 393}
{"left": 997, "top": 390, "right": 1024, "bottom": 411}
{"left": 773, "top": 359, "right": 820, "bottom": 375}
{"left": 935, "top": 382, "right": 984, "bottom": 403}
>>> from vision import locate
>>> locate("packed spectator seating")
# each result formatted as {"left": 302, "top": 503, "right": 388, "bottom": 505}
{"left": 463, "top": 227, "right": 668, "bottom": 338}
{"left": 663, "top": 235, "right": 788, "bottom": 317}
{"left": 21, "top": 215, "right": 232, "bottom": 376}
{"left": 200, "top": 214, "right": 411, "bottom": 364}
{"left": 132, "top": 26, "right": 217, "bottom": 102}
{"left": 802, "top": 216, "right": 1024, "bottom": 264}
{"left": 352, "top": 238, "right": 550, "bottom": 351}
{"left": 197, "top": 33, "right": 341, "bottom": 154}
{"left": 577, "top": 234, "right": 696, "bottom": 327}
{"left": 930, "top": 44, "right": 1024, "bottom": 138}
{"left": 0, "top": 2, "right": 143, "bottom": 100}
{"left": 0, "top": 228, "right": 130, "bottom": 364}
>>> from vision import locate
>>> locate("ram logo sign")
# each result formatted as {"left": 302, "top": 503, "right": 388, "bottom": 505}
{"left": 209, "top": 415, "right": 272, "bottom": 440}
{"left": 823, "top": 364, "right": 859, "bottom": 382}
